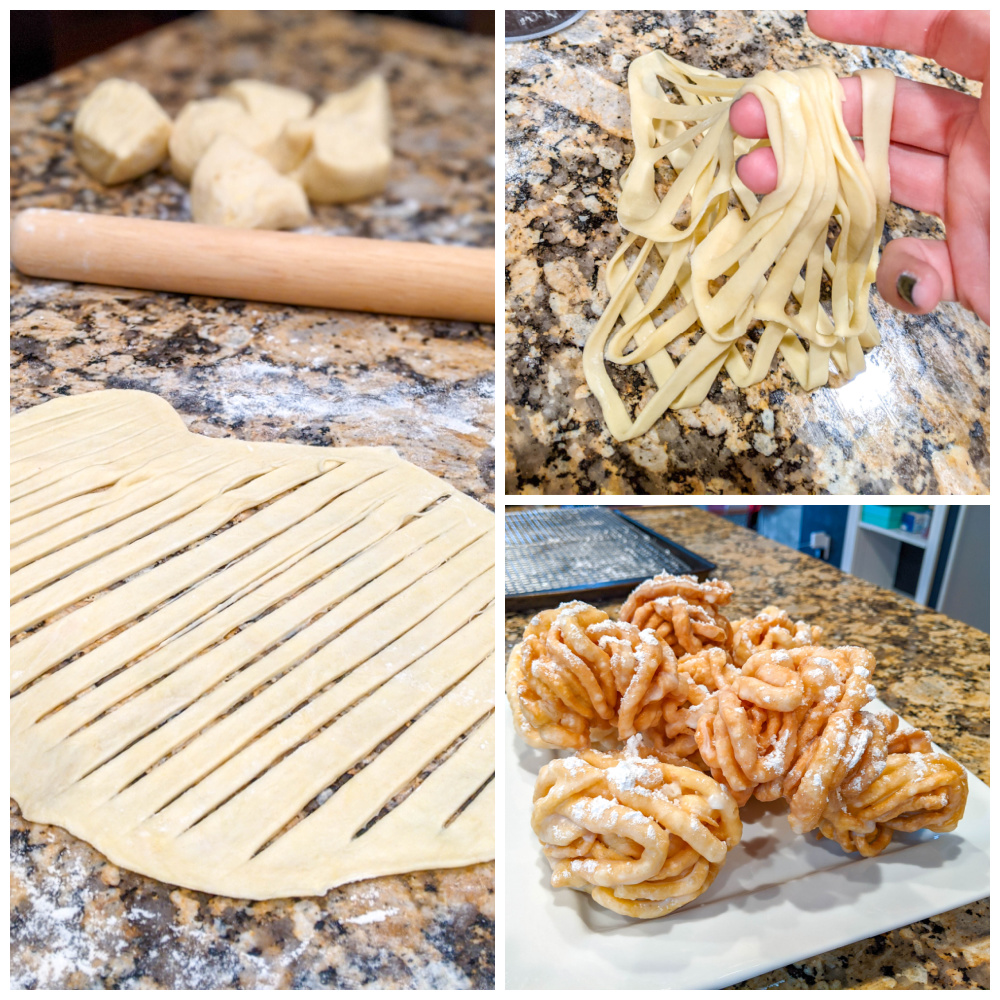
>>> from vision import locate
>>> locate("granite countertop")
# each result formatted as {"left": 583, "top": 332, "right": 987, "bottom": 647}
{"left": 504, "top": 507, "right": 988, "bottom": 989}
{"left": 10, "top": 11, "right": 494, "bottom": 990}
{"left": 505, "top": 10, "right": 989, "bottom": 495}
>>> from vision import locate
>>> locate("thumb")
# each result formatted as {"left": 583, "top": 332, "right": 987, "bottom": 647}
{"left": 875, "top": 237, "right": 956, "bottom": 315}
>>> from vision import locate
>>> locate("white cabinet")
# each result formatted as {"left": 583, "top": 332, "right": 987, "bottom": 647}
{"left": 935, "top": 506, "right": 989, "bottom": 633}
{"left": 840, "top": 506, "right": 948, "bottom": 607}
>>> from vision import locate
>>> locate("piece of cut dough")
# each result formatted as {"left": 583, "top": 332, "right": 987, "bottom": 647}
{"left": 73, "top": 78, "right": 173, "bottom": 185}
{"left": 220, "top": 79, "right": 315, "bottom": 145}
{"left": 263, "top": 118, "right": 315, "bottom": 174}
{"left": 168, "top": 97, "right": 271, "bottom": 183}
{"left": 10, "top": 389, "right": 495, "bottom": 900}
{"left": 583, "top": 52, "right": 895, "bottom": 441}
{"left": 314, "top": 75, "right": 391, "bottom": 141}
{"left": 299, "top": 118, "right": 392, "bottom": 203}
{"left": 297, "top": 76, "right": 393, "bottom": 203}
{"left": 190, "top": 134, "right": 311, "bottom": 229}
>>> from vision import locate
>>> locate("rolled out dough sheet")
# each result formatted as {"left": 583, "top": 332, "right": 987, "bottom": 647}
{"left": 10, "top": 389, "right": 495, "bottom": 899}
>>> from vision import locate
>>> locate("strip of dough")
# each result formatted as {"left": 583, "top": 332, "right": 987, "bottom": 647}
{"left": 584, "top": 52, "right": 895, "bottom": 441}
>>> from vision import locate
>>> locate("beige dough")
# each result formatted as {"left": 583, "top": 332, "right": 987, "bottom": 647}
{"left": 190, "top": 134, "right": 311, "bottom": 229}
{"left": 73, "top": 78, "right": 172, "bottom": 185}
{"left": 168, "top": 97, "right": 270, "bottom": 183}
{"left": 296, "top": 76, "right": 393, "bottom": 203}
{"left": 217, "top": 80, "right": 317, "bottom": 175}
{"left": 584, "top": 52, "right": 895, "bottom": 441}
{"left": 74, "top": 75, "right": 392, "bottom": 223}
{"left": 314, "top": 75, "right": 391, "bottom": 137}
{"left": 10, "top": 390, "right": 495, "bottom": 899}
{"left": 219, "top": 80, "right": 315, "bottom": 144}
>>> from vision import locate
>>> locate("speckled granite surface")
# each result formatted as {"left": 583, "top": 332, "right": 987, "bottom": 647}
{"left": 12, "top": 9, "right": 495, "bottom": 506}
{"left": 505, "top": 10, "right": 989, "bottom": 495}
{"left": 11, "top": 801, "right": 493, "bottom": 989}
{"left": 504, "top": 507, "right": 988, "bottom": 989}
{"left": 10, "top": 11, "right": 494, "bottom": 990}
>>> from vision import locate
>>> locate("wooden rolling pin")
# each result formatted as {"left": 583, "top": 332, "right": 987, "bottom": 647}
{"left": 11, "top": 209, "right": 495, "bottom": 324}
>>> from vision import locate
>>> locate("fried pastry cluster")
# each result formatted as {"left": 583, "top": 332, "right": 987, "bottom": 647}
{"left": 505, "top": 601, "right": 696, "bottom": 754}
{"left": 531, "top": 738, "right": 742, "bottom": 919}
{"left": 508, "top": 573, "right": 969, "bottom": 918}
{"left": 619, "top": 573, "right": 734, "bottom": 658}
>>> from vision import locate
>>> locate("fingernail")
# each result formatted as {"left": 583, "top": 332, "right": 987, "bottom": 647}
{"left": 897, "top": 272, "right": 918, "bottom": 306}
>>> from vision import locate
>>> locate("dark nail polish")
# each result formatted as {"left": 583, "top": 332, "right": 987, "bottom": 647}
{"left": 897, "top": 272, "right": 918, "bottom": 307}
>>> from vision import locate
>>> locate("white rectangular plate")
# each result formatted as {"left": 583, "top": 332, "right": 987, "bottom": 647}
{"left": 504, "top": 700, "right": 990, "bottom": 990}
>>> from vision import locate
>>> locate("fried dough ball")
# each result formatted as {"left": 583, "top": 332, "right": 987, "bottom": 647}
{"left": 620, "top": 574, "right": 734, "bottom": 658}
{"left": 818, "top": 749, "right": 968, "bottom": 856}
{"left": 696, "top": 646, "right": 889, "bottom": 820}
{"left": 506, "top": 602, "right": 692, "bottom": 752}
{"left": 731, "top": 606, "right": 824, "bottom": 667}
{"left": 531, "top": 739, "right": 742, "bottom": 918}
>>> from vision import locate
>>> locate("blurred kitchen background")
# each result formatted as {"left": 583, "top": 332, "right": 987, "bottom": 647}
{"left": 12, "top": 11, "right": 493, "bottom": 87}
{"left": 509, "top": 504, "right": 990, "bottom": 633}
{"left": 698, "top": 504, "right": 988, "bottom": 632}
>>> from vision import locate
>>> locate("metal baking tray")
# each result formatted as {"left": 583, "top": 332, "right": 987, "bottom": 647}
{"left": 505, "top": 507, "right": 715, "bottom": 610}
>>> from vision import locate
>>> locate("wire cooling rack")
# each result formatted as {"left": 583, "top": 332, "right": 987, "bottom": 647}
{"left": 505, "top": 507, "right": 714, "bottom": 608}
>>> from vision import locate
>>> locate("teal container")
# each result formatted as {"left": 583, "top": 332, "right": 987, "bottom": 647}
{"left": 861, "top": 505, "right": 929, "bottom": 530}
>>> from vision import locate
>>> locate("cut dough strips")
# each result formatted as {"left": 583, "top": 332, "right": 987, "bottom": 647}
{"left": 10, "top": 390, "right": 494, "bottom": 899}
{"left": 584, "top": 52, "right": 895, "bottom": 440}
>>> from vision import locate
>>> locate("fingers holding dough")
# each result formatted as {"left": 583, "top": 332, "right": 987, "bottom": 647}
{"left": 734, "top": 127, "right": 947, "bottom": 220}
{"left": 736, "top": 140, "right": 865, "bottom": 196}
{"left": 733, "top": 77, "right": 978, "bottom": 156}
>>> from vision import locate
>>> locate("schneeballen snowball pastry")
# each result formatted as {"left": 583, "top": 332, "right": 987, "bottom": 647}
{"left": 507, "top": 573, "right": 968, "bottom": 919}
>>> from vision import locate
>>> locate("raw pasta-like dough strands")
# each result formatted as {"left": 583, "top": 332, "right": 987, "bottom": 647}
{"left": 584, "top": 51, "right": 895, "bottom": 440}
{"left": 603, "top": 240, "right": 697, "bottom": 366}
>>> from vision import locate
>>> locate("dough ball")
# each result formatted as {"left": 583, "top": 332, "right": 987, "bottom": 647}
{"left": 314, "top": 74, "right": 391, "bottom": 142}
{"left": 168, "top": 97, "right": 270, "bottom": 183}
{"left": 261, "top": 118, "right": 315, "bottom": 174}
{"left": 190, "top": 134, "right": 311, "bottom": 230}
{"left": 298, "top": 119, "right": 391, "bottom": 204}
{"left": 296, "top": 76, "right": 393, "bottom": 204}
{"left": 73, "top": 78, "right": 172, "bottom": 185}
{"left": 219, "top": 80, "right": 314, "bottom": 145}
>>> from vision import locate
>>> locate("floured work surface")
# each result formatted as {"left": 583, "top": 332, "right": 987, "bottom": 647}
{"left": 11, "top": 389, "right": 495, "bottom": 901}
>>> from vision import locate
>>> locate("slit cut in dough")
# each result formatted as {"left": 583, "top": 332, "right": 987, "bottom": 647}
{"left": 10, "top": 390, "right": 494, "bottom": 899}
{"left": 583, "top": 52, "right": 895, "bottom": 441}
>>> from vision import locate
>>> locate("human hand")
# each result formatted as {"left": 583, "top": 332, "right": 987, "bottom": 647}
{"left": 729, "top": 11, "right": 989, "bottom": 324}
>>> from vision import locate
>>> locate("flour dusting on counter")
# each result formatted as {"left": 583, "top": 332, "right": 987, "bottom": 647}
{"left": 344, "top": 907, "right": 399, "bottom": 926}
{"left": 12, "top": 800, "right": 494, "bottom": 989}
